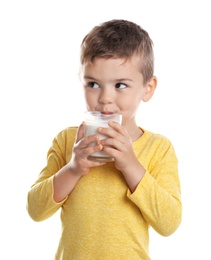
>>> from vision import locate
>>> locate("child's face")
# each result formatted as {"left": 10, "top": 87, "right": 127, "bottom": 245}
{"left": 80, "top": 55, "right": 156, "bottom": 126}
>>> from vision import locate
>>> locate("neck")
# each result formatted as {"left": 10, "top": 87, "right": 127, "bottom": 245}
{"left": 123, "top": 120, "right": 143, "bottom": 142}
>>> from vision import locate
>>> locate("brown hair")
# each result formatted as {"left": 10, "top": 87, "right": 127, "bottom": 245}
{"left": 80, "top": 19, "right": 154, "bottom": 84}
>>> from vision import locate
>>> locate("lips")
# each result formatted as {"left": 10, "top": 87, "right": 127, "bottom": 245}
{"left": 101, "top": 111, "right": 113, "bottom": 115}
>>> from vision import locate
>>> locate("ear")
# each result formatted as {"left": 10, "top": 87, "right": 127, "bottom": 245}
{"left": 142, "top": 76, "right": 157, "bottom": 102}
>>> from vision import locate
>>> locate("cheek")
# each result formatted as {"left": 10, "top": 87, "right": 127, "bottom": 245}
{"left": 84, "top": 92, "right": 97, "bottom": 107}
{"left": 120, "top": 94, "right": 142, "bottom": 109}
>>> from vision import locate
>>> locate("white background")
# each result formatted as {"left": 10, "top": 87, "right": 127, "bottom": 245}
{"left": 0, "top": 0, "right": 210, "bottom": 259}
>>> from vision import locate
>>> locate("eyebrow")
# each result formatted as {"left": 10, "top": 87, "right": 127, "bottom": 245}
{"left": 83, "top": 76, "right": 96, "bottom": 81}
{"left": 114, "top": 78, "right": 134, "bottom": 82}
{"left": 83, "top": 76, "right": 133, "bottom": 82}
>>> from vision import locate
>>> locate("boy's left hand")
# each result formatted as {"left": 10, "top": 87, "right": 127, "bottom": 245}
{"left": 98, "top": 121, "right": 139, "bottom": 171}
{"left": 98, "top": 121, "right": 145, "bottom": 192}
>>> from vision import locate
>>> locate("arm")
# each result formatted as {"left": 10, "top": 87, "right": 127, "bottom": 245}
{"left": 27, "top": 124, "right": 105, "bottom": 221}
{"left": 27, "top": 129, "right": 72, "bottom": 222}
{"left": 99, "top": 122, "right": 182, "bottom": 236}
{"left": 128, "top": 141, "right": 182, "bottom": 236}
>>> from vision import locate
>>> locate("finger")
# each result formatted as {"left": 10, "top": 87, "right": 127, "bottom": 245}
{"left": 108, "top": 121, "right": 130, "bottom": 137}
{"left": 98, "top": 125, "right": 130, "bottom": 143}
{"left": 100, "top": 137, "right": 127, "bottom": 153}
{"left": 82, "top": 134, "right": 100, "bottom": 147}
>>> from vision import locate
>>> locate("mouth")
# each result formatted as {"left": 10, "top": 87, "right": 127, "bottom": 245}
{"left": 101, "top": 111, "right": 113, "bottom": 115}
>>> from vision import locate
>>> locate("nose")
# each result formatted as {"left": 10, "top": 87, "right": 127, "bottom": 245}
{"left": 98, "top": 88, "right": 113, "bottom": 104}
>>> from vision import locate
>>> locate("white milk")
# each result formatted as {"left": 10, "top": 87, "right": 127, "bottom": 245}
{"left": 84, "top": 111, "right": 122, "bottom": 161}
{"left": 85, "top": 123, "right": 109, "bottom": 158}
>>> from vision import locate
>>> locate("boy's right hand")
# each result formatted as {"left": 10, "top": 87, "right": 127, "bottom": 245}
{"left": 53, "top": 122, "right": 106, "bottom": 202}
{"left": 67, "top": 122, "right": 105, "bottom": 177}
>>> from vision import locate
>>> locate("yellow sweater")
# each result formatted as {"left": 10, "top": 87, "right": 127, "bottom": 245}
{"left": 27, "top": 127, "right": 182, "bottom": 260}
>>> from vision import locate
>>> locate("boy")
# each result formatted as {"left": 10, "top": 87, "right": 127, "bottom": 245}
{"left": 27, "top": 19, "right": 182, "bottom": 259}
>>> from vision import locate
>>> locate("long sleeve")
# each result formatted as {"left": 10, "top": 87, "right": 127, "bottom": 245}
{"left": 128, "top": 132, "right": 182, "bottom": 236}
{"left": 27, "top": 127, "right": 76, "bottom": 221}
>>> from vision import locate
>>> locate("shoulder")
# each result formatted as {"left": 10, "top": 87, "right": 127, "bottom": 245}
{"left": 139, "top": 128, "right": 178, "bottom": 164}
{"left": 141, "top": 128, "right": 172, "bottom": 147}
{"left": 139, "top": 128, "right": 177, "bottom": 157}
{"left": 52, "top": 126, "right": 78, "bottom": 147}
{"left": 57, "top": 126, "right": 78, "bottom": 138}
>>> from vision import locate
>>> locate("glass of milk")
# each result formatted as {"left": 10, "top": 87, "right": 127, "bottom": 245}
{"left": 84, "top": 111, "right": 122, "bottom": 162}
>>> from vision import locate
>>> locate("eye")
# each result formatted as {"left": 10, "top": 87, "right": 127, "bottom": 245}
{"left": 88, "top": 82, "right": 100, "bottom": 88}
{"left": 115, "top": 83, "right": 127, "bottom": 89}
